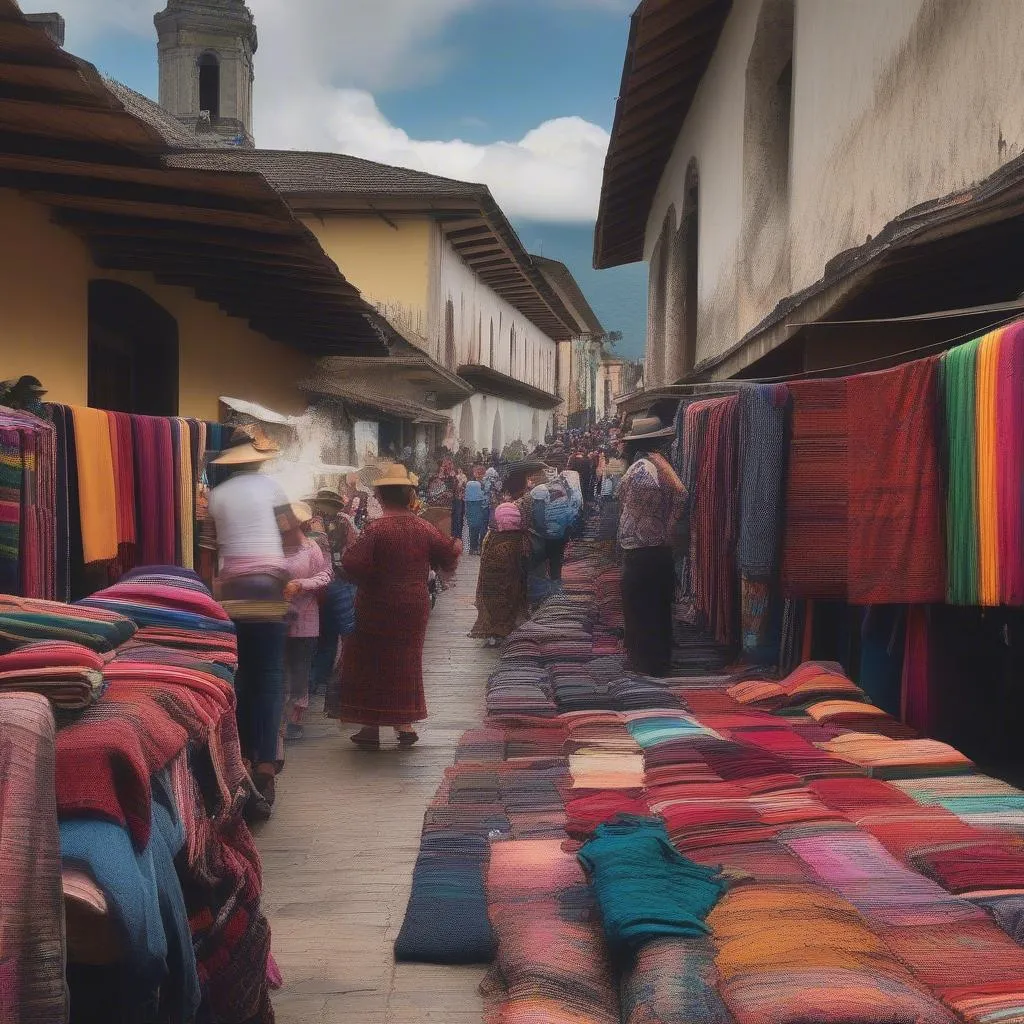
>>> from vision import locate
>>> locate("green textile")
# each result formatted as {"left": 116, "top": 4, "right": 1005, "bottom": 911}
{"left": 942, "top": 340, "right": 980, "bottom": 605}
{"left": 577, "top": 815, "right": 726, "bottom": 963}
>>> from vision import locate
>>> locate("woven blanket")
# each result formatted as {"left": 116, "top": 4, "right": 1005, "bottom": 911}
{"left": 69, "top": 406, "right": 118, "bottom": 564}
{"left": 737, "top": 384, "right": 790, "bottom": 577}
{"left": 0, "top": 692, "right": 66, "bottom": 1024}
{"left": 847, "top": 358, "right": 945, "bottom": 604}
{"left": 782, "top": 378, "right": 849, "bottom": 599}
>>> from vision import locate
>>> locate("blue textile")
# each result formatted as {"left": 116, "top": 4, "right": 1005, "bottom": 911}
{"left": 464, "top": 481, "right": 484, "bottom": 502}
{"left": 578, "top": 815, "right": 726, "bottom": 963}
{"left": 60, "top": 773, "right": 200, "bottom": 1021}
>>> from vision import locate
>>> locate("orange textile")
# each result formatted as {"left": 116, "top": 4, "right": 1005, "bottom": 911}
{"left": 976, "top": 328, "right": 1002, "bottom": 605}
{"left": 69, "top": 406, "right": 118, "bottom": 564}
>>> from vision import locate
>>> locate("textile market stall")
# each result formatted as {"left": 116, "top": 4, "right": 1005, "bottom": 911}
{"left": 395, "top": 517, "right": 1024, "bottom": 1024}
{"left": 0, "top": 569, "right": 275, "bottom": 1023}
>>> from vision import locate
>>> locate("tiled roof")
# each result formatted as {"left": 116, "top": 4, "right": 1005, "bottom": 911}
{"left": 166, "top": 148, "right": 484, "bottom": 198}
{"left": 104, "top": 79, "right": 204, "bottom": 150}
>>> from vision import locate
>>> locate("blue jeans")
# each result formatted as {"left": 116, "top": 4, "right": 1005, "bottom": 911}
{"left": 234, "top": 621, "right": 287, "bottom": 764}
{"left": 311, "top": 628, "right": 338, "bottom": 692}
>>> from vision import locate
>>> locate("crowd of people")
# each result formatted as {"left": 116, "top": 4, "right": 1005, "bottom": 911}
{"left": 203, "top": 414, "right": 684, "bottom": 818}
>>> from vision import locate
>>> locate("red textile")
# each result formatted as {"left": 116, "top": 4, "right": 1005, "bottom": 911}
{"left": 782, "top": 379, "right": 849, "bottom": 599}
{"left": 996, "top": 322, "right": 1024, "bottom": 604}
{"left": 55, "top": 686, "right": 188, "bottom": 849}
{"left": 333, "top": 513, "right": 459, "bottom": 726}
{"left": 901, "top": 606, "right": 933, "bottom": 735}
{"left": 847, "top": 358, "right": 945, "bottom": 604}
{"left": 131, "top": 415, "right": 177, "bottom": 567}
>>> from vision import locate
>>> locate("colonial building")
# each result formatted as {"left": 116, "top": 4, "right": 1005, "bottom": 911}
{"left": 596, "top": 0, "right": 1024, "bottom": 390}
{"left": 132, "top": 0, "right": 587, "bottom": 454}
{"left": 534, "top": 256, "right": 606, "bottom": 430}
{"left": 1, "top": 6, "right": 383, "bottom": 422}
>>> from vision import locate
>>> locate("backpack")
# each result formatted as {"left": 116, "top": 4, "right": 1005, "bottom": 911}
{"left": 534, "top": 475, "right": 580, "bottom": 540}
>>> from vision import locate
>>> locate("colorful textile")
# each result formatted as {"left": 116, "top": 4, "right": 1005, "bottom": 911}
{"left": 847, "top": 358, "right": 945, "bottom": 604}
{"left": 578, "top": 815, "right": 726, "bottom": 961}
{"left": 0, "top": 595, "right": 137, "bottom": 653}
{"left": 0, "top": 692, "right": 66, "bottom": 1024}
{"left": 737, "top": 383, "right": 790, "bottom": 577}
{"left": 332, "top": 512, "right": 459, "bottom": 725}
{"left": 782, "top": 378, "right": 849, "bottom": 599}
{"left": 69, "top": 405, "right": 119, "bottom": 564}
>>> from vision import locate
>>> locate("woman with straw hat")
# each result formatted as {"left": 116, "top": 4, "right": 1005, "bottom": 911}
{"left": 327, "top": 464, "right": 462, "bottom": 749}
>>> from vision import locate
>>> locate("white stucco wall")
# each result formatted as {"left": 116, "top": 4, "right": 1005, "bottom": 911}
{"left": 451, "top": 393, "right": 551, "bottom": 454}
{"left": 429, "top": 227, "right": 558, "bottom": 394}
{"left": 644, "top": 0, "right": 1024, "bottom": 379}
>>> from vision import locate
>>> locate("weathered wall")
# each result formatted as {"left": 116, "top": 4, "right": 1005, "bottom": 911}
{"left": 304, "top": 215, "right": 433, "bottom": 338}
{"left": 451, "top": 392, "right": 551, "bottom": 454}
{"left": 0, "top": 189, "right": 314, "bottom": 419}
{"left": 644, "top": 0, "right": 1024, "bottom": 379}
{"left": 431, "top": 227, "right": 558, "bottom": 394}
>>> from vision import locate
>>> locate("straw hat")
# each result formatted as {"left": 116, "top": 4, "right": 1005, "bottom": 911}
{"left": 306, "top": 488, "right": 345, "bottom": 511}
{"left": 289, "top": 501, "right": 313, "bottom": 524}
{"left": 373, "top": 464, "right": 419, "bottom": 488}
{"left": 623, "top": 416, "right": 674, "bottom": 443}
{"left": 212, "top": 425, "right": 281, "bottom": 465}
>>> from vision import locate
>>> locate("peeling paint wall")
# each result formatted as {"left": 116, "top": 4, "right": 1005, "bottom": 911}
{"left": 644, "top": 0, "right": 1024, "bottom": 376}
{"left": 432, "top": 227, "right": 558, "bottom": 394}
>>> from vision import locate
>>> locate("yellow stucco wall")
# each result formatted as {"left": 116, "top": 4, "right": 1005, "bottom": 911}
{"left": 302, "top": 214, "right": 432, "bottom": 336}
{"left": 0, "top": 189, "right": 313, "bottom": 420}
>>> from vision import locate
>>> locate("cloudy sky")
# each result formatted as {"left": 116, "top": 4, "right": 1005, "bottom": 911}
{"left": 23, "top": 0, "right": 648, "bottom": 355}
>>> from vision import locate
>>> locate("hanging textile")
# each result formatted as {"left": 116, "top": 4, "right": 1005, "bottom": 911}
{"left": 68, "top": 406, "right": 118, "bottom": 565}
{"left": 782, "top": 378, "right": 849, "bottom": 600}
{"left": 0, "top": 408, "right": 56, "bottom": 600}
{"left": 996, "top": 323, "right": 1024, "bottom": 605}
{"left": 736, "top": 383, "right": 791, "bottom": 578}
{"left": 689, "top": 396, "right": 740, "bottom": 644}
{"left": 132, "top": 416, "right": 177, "bottom": 568}
{"left": 847, "top": 357, "right": 945, "bottom": 604}
{"left": 941, "top": 338, "right": 981, "bottom": 605}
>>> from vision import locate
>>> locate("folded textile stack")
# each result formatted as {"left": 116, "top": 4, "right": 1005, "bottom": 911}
{"left": 0, "top": 570, "right": 277, "bottom": 1023}
{"left": 0, "top": 640, "right": 105, "bottom": 708}
{"left": 0, "top": 595, "right": 137, "bottom": 653}
{"left": 399, "top": 522, "right": 1024, "bottom": 1024}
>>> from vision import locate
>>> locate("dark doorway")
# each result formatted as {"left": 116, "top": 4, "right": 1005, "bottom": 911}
{"left": 88, "top": 280, "right": 179, "bottom": 415}
{"left": 445, "top": 298, "right": 456, "bottom": 369}
{"left": 199, "top": 53, "right": 220, "bottom": 118}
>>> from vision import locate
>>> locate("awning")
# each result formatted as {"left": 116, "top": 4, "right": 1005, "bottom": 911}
{"left": 456, "top": 364, "right": 562, "bottom": 410}
{"left": 299, "top": 377, "right": 451, "bottom": 425}
{"left": 0, "top": 0, "right": 386, "bottom": 357}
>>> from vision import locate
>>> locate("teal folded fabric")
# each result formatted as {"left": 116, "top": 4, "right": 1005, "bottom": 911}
{"left": 578, "top": 815, "right": 726, "bottom": 962}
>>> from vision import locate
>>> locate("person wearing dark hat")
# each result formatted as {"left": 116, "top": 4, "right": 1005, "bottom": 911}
{"left": 208, "top": 427, "right": 290, "bottom": 815}
{"left": 618, "top": 416, "right": 686, "bottom": 677}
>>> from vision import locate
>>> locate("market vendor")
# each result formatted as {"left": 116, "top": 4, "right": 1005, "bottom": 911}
{"left": 618, "top": 416, "right": 686, "bottom": 678}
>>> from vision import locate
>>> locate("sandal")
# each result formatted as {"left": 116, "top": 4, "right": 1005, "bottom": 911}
{"left": 397, "top": 730, "right": 419, "bottom": 748}
{"left": 350, "top": 728, "right": 381, "bottom": 750}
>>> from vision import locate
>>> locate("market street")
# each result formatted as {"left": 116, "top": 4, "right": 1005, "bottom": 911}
{"left": 255, "top": 557, "right": 492, "bottom": 1024}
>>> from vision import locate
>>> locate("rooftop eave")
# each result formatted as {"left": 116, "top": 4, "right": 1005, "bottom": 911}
{"left": 457, "top": 363, "right": 563, "bottom": 410}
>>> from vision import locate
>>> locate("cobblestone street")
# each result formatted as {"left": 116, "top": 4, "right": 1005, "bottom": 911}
{"left": 256, "top": 557, "right": 492, "bottom": 1023}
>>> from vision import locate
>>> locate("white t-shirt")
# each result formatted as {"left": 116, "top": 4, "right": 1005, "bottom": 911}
{"left": 208, "top": 472, "right": 288, "bottom": 560}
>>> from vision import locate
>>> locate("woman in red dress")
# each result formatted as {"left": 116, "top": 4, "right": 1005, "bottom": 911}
{"left": 330, "top": 465, "right": 462, "bottom": 749}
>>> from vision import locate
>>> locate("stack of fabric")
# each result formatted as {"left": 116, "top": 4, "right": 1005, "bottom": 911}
{"left": 0, "top": 569, "right": 274, "bottom": 1023}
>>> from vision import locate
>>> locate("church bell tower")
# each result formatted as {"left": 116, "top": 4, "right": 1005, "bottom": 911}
{"left": 155, "top": 0, "right": 257, "bottom": 148}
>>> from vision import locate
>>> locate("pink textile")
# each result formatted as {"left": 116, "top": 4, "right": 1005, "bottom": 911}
{"left": 494, "top": 503, "right": 523, "bottom": 532}
{"left": 996, "top": 322, "right": 1024, "bottom": 605}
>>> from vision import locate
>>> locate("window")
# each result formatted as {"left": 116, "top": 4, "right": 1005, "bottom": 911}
{"left": 489, "top": 318, "right": 495, "bottom": 367}
{"left": 509, "top": 324, "right": 516, "bottom": 373}
{"left": 198, "top": 52, "right": 220, "bottom": 118}
{"left": 88, "top": 280, "right": 178, "bottom": 415}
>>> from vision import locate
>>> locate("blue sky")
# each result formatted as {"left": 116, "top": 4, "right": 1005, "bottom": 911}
{"left": 28, "top": 0, "right": 647, "bottom": 357}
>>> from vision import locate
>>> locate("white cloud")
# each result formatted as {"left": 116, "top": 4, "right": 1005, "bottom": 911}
{"left": 23, "top": 0, "right": 612, "bottom": 222}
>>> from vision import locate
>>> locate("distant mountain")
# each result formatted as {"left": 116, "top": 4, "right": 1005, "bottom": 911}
{"left": 513, "top": 220, "right": 647, "bottom": 360}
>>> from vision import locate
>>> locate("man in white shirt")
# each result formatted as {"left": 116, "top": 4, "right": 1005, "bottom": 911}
{"left": 209, "top": 429, "right": 290, "bottom": 818}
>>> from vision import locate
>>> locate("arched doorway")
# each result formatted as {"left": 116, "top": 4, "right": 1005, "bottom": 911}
{"left": 88, "top": 280, "right": 179, "bottom": 415}
{"left": 198, "top": 52, "right": 221, "bottom": 118}
{"left": 531, "top": 410, "right": 541, "bottom": 445}
{"left": 491, "top": 408, "right": 503, "bottom": 456}
{"left": 459, "top": 402, "right": 475, "bottom": 451}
